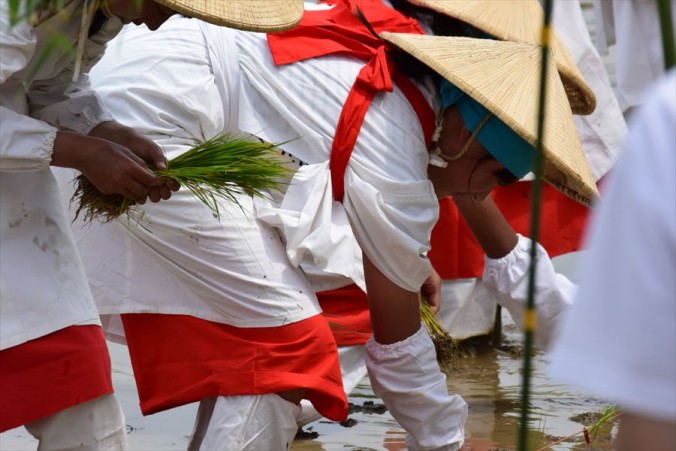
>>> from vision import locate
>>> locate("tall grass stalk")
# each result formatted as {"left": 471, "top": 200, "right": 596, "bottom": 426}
{"left": 518, "top": 0, "right": 554, "bottom": 448}
{"left": 72, "top": 133, "right": 292, "bottom": 223}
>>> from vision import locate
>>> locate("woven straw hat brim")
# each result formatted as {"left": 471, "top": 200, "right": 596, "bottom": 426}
{"left": 153, "top": 0, "right": 303, "bottom": 32}
{"left": 381, "top": 32, "right": 598, "bottom": 206}
{"left": 407, "top": 0, "right": 596, "bottom": 116}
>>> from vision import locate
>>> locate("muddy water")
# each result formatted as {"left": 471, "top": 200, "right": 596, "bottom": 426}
{"left": 292, "top": 313, "right": 617, "bottom": 451}
{"left": 0, "top": 314, "right": 619, "bottom": 451}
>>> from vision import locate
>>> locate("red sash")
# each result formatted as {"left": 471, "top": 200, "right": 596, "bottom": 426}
{"left": 269, "top": 1, "right": 592, "bottom": 280}
{"left": 268, "top": 0, "right": 435, "bottom": 202}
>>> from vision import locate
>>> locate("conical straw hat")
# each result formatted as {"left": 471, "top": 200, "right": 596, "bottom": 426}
{"left": 407, "top": 0, "right": 596, "bottom": 115}
{"left": 381, "top": 32, "right": 598, "bottom": 205}
{"left": 153, "top": 0, "right": 303, "bottom": 32}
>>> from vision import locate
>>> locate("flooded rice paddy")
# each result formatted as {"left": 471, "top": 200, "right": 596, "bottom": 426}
{"left": 0, "top": 310, "right": 619, "bottom": 451}
{"left": 0, "top": 256, "right": 620, "bottom": 451}
{"left": 291, "top": 312, "right": 617, "bottom": 451}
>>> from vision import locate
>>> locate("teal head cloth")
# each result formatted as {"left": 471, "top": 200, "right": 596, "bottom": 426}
{"left": 439, "top": 78, "right": 534, "bottom": 178}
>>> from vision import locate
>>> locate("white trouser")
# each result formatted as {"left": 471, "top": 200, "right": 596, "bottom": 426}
{"left": 189, "top": 395, "right": 301, "bottom": 451}
{"left": 25, "top": 394, "right": 127, "bottom": 451}
{"left": 366, "top": 326, "right": 467, "bottom": 450}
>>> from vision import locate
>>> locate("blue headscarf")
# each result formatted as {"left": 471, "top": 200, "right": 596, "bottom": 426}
{"left": 439, "top": 75, "right": 535, "bottom": 179}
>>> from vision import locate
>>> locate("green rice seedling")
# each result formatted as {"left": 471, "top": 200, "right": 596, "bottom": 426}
{"left": 587, "top": 405, "right": 620, "bottom": 441}
{"left": 534, "top": 405, "right": 621, "bottom": 450}
{"left": 71, "top": 133, "right": 293, "bottom": 224}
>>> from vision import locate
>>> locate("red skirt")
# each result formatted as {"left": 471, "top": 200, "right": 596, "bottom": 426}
{"left": 0, "top": 325, "right": 113, "bottom": 432}
{"left": 121, "top": 313, "right": 349, "bottom": 421}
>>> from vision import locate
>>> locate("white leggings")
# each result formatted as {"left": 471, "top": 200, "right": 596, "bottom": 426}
{"left": 366, "top": 325, "right": 467, "bottom": 450}
{"left": 25, "top": 394, "right": 127, "bottom": 451}
{"left": 188, "top": 394, "right": 301, "bottom": 451}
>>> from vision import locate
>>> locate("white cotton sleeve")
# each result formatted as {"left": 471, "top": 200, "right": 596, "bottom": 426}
{"left": 0, "top": 2, "right": 120, "bottom": 171}
{"left": 25, "top": 14, "right": 123, "bottom": 135}
{"left": 343, "top": 168, "right": 438, "bottom": 293}
{"left": 0, "top": 106, "right": 57, "bottom": 171}
{"left": 0, "top": 3, "right": 56, "bottom": 171}
{"left": 27, "top": 71, "right": 114, "bottom": 135}
{"left": 483, "top": 234, "right": 576, "bottom": 350}
{"left": 0, "top": 2, "right": 36, "bottom": 84}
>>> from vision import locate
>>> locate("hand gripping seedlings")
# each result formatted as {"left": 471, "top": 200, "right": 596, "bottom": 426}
{"left": 71, "top": 133, "right": 293, "bottom": 223}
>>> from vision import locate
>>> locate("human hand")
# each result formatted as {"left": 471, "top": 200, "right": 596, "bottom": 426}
{"left": 52, "top": 130, "right": 165, "bottom": 201}
{"left": 88, "top": 121, "right": 179, "bottom": 202}
{"left": 89, "top": 121, "right": 166, "bottom": 169}
{"left": 421, "top": 267, "right": 442, "bottom": 314}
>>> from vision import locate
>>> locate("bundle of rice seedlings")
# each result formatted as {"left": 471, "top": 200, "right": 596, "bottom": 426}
{"left": 421, "top": 299, "right": 460, "bottom": 370}
{"left": 71, "top": 133, "right": 293, "bottom": 223}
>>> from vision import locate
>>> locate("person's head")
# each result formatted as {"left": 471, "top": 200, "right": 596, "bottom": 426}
{"left": 382, "top": 32, "right": 599, "bottom": 207}
{"left": 100, "top": 0, "right": 304, "bottom": 32}
{"left": 427, "top": 79, "right": 534, "bottom": 199}
{"left": 428, "top": 106, "right": 519, "bottom": 199}
{"left": 101, "top": 0, "right": 173, "bottom": 30}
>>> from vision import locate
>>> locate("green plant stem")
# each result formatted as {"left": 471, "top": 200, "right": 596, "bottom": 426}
{"left": 658, "top": 0, "right": 676, "bottom": 69}
{"left": 517, "top": 0, "right": 553, "bottom": 448}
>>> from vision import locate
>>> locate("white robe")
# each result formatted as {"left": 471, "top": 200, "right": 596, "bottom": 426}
{"left": 593, "top": 0, "right": 676, "bottom": 111}
{"left": 62, "top": 17, "right": 323, "bottom": 332}
{"left": 554, "top": 0, "right": 627, "bottom": 180}
{"left": 550, "top": 71, "right": 676, "bottom": 421}
{"left": 0, "top": 0, "right": 122, "bottom": 350}
{"left": 235, "top": 29, "right": 440, "bottom": 294}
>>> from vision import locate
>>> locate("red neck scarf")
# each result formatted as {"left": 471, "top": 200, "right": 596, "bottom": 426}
{"left": 268, "top": 0, "right": 435, "bottom": 202}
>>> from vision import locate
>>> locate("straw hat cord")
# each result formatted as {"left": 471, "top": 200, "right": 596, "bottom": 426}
{"left": 431, "top": 111, "right": 492, "bottom": 165}
{"left": 99, "top": 0, "right": 114, "bottom": 18}
{"left": 72, "top": 0, "right": 98, "bottom": 82}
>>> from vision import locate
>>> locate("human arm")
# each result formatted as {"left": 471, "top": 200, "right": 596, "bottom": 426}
{"left": 0, "top": 104, "right": 171, "bottom": 201}
{"left": 453, "top": 195, "right": 576, "bottom": 350}
{"left": 26, "top": 40, "right": 175, "bottom": 202}
{"left": 0, "top": 107, "right": 173, "bottom": 202}
{"left": 363, "top": 254, "right": 468, "bottom": 450}
{"left": 363, "top": 254, "right": 421, "bottom": 344}
{"left": 451, "top": 195, "right": 517, "bottom": 259}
